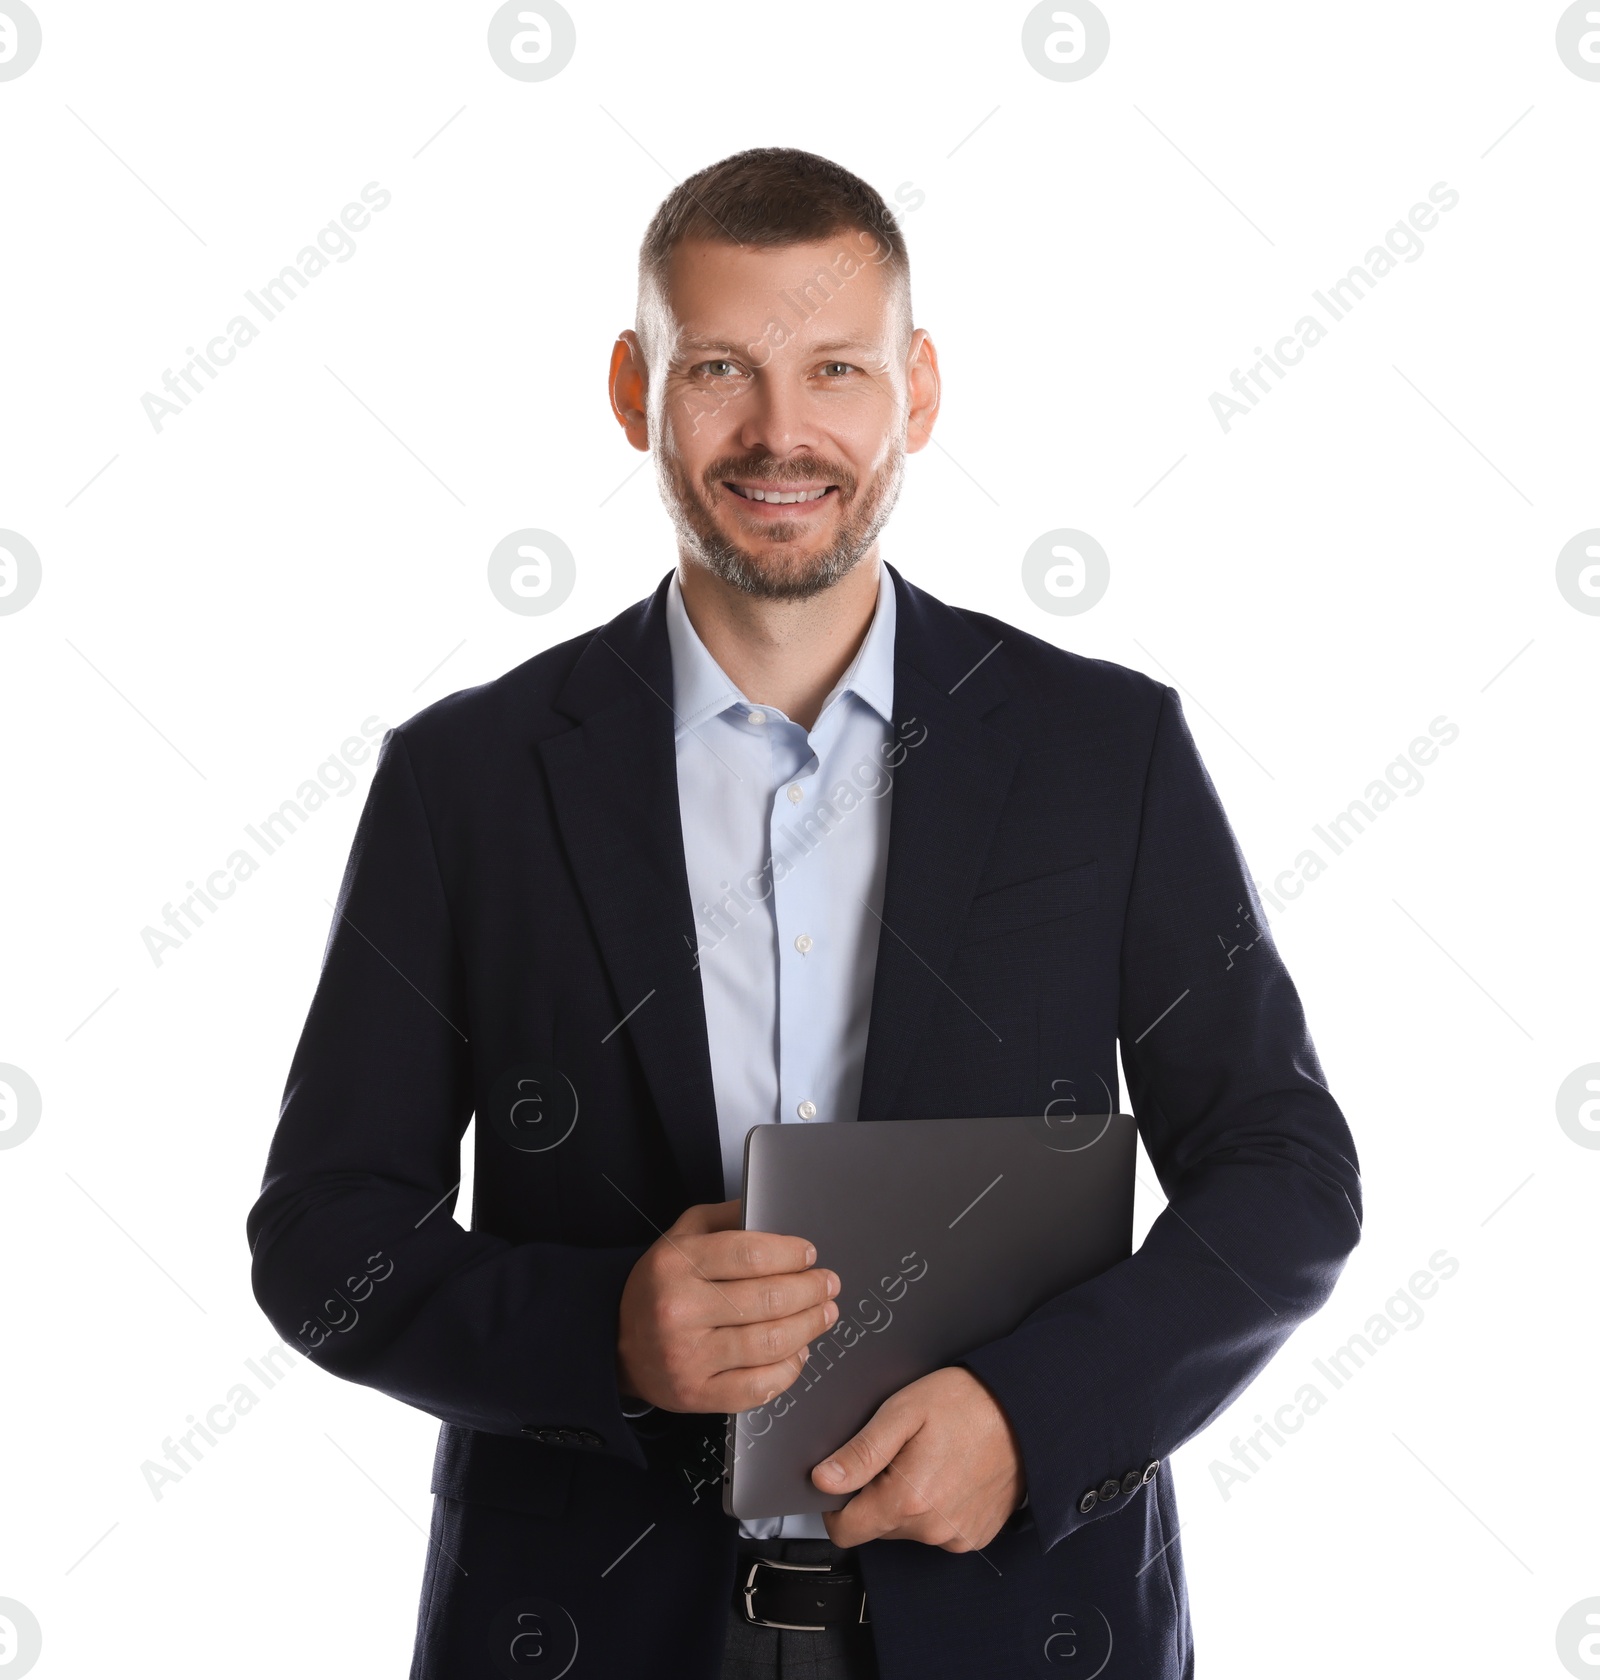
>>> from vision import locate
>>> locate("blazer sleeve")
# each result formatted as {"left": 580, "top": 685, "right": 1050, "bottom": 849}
{"left": 958, "top": 683, "right": 1363, "bottom": 1550}
{"left": 245, "top": 726, "right": 654, "bottom": 1470}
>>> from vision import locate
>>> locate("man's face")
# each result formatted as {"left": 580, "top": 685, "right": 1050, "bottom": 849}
{"left": 627, "top": 235, "right": 933, "bottom": 601}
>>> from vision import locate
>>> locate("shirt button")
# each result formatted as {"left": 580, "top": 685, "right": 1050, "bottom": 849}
{"left": 787, "top": 784, "right": 804, "bottom": 804}
{"left": 797, "top": 1100, "right": 817, "bottom": 1120}
{"left": 747, "top": 709, "right": 766, "bottom": 725}
{"left": 794, "top": 933, "right": 813, "bottom": 955}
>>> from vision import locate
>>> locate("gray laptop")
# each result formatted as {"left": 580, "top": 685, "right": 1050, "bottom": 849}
{"left": 722, "top": 1111, "right": 1137, "bottom": 1521}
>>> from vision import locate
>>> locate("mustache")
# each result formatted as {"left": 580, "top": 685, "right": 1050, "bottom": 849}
{"left": 703, "top": 456, "right": 856, "bottom": 494}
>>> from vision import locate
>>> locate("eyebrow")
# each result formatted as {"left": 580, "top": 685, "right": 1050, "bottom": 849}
{"left": 673, "top": 338, "right": 746, "bottom": 357}
{"left": 672, "top": 335, "right": 879, "bottom": 359}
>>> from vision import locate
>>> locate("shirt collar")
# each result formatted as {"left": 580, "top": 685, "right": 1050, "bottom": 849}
{"left": 665, "top": 562, "right": 896, "bottom": 737}
{"left": 664, "top": 571, "right": 743, "bottom": 736}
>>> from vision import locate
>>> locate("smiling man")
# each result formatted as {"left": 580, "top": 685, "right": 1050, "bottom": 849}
{"left": 248, "top": 148, "right": 1361, "bottom": 1680}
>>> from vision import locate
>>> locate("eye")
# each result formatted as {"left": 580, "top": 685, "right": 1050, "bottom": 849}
{"left": 694, "top": 359, "right": 742, "bottom": 378}
{"left": 819, "top": 361, "right": 858, "bottom": 377}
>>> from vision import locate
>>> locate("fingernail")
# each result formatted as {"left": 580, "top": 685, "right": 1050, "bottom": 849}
{"left": 819, "top": 1459, "right": 842, "bottom": 1481}
{"left": 826, "top": 1272, "right": 840, "bottom": 1297}
{"left": 805, "top": 1243, "right": 817, "bottom": 1265}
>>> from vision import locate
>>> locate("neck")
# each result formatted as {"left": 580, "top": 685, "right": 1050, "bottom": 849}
{"left": 676, "top": 549, "right": 883, "bottom": 732}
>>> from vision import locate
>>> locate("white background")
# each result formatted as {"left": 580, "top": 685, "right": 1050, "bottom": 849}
{"left": 2, "top": 2, "right": 1596, "bottom": 1675}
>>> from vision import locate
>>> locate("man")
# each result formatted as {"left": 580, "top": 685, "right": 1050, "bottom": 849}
{"left": 247, "top": 148, "right": 1361, "bottom": 1679}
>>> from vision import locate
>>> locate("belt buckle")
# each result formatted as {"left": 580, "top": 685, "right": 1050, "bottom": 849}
{"left": 741, "top": 1557, "right": 869, "bottom": 1631}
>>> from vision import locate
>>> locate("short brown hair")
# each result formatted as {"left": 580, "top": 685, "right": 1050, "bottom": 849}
{"left": 636, "top": 147, "right": 911, "bottom": 353}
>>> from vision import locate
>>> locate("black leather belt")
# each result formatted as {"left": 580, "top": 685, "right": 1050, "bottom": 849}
{"left": 736, "top": 1555, "right": 870, "bottom": 1631}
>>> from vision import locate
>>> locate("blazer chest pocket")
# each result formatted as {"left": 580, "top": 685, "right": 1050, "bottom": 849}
{"left": 961, "top": 858, "right": 1099, "bottom": 946}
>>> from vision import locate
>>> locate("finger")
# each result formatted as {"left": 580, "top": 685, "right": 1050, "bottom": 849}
{"left": 821, "top": 1483, "right": 903, "bottom": 1550}
{"left": 823, "top": 1453, "right": 958, "bottom": 1551}
{"left": 812, "top": 1399, "right": 917, "bottom": 1495}
{"left": 667, "top": 1197, "right": 742, "bottom": 1237}
{"left": 820, "top": 1458, "right": 936, "bottom": 1550}
{"left": 708, "top": 1293, "right": 839, "bottom": 1372}
{"left": 829, "top": 1503, "right": 957, "bottom": 1551}
{"left": 695, "top": 1197, "right": 744, "bottom": 1233}
{"left": 701, "top": 1345, "right": 813, "bottom": 1413}
{"left": 689, "top": 1226, "right": 818, "bottom": 1284}
{"left": 694, "top": 1264, "right": 840, "bottom": 1331}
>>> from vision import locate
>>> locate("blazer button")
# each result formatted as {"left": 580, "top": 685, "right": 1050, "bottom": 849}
{"left": 1120, "top": 1469, "right": 1142, "bottom": 1495}
{"left": 1142, "top": 1459, "right": 1161, "bottom": 1484}
{"left": 1078, "top": 1489, "right": 1098, "bottom": 1514}
{"left": 576, "top": 1430, "right": 603, "bottom": 1447}
{"left": 1098, "top": 1479, "right": 1121, "bottom": 1501}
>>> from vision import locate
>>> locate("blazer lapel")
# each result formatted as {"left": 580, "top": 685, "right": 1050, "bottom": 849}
{"left": 536, "top": 563, "right": 1021, "bottom": 1200}
{"left": 537, "top": 577, "right": 726, "bottom": 1204}
{"left": 856, "top": 565, "right": 1022, "bottom": 1121}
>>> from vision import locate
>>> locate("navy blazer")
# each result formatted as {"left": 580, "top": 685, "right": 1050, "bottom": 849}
{"left": 247, "top": 563, "right": 1361, "bottom": 1679}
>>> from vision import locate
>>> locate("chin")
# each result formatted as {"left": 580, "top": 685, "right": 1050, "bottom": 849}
{"left": 724, "top": 528, "right": 830, "bottom": 566}
{"left": 702, "top": 542, "right": 859, "bottom": 603}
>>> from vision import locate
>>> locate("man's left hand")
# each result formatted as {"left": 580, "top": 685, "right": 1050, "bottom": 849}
{"left": 810, "top": 1365, "right": 1026, "bottom": 1551}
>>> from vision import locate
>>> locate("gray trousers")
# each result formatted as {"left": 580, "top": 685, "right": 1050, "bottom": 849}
{"left": 720, "top": 1537, "right": 881, "bottom": 1680}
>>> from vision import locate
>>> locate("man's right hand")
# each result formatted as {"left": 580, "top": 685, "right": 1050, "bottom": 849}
{"left": 615, "top": 1197, "right": 841, "bottom": 1414}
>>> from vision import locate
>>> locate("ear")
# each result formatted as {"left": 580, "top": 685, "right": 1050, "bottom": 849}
{"left": 608, "top": 331, "right": 650, "bottom": 452}
{"left": 903, "top": 328, "right": 941, "bottom": 454}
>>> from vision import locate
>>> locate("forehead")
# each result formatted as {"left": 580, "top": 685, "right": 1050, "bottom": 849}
{"left": 656, "top": 235, "right": 900, "bottom": 354}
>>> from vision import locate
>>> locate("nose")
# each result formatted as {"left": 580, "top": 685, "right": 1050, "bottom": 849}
{"left": 734, "top": 370, "right": 823, "bottom": 463}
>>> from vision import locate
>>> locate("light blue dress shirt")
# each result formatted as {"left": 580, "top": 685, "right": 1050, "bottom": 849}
{"left": 657, "top": 562, "right": 897, "bottom": 1539}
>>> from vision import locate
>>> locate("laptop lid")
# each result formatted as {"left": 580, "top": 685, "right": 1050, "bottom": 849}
{"left": 723, "top": 1111, "right": 1137, "bottom": 1520}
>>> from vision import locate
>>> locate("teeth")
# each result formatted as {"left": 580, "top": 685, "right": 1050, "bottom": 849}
{"left": 735, "top": 485, "right": 832, "bottom": 503}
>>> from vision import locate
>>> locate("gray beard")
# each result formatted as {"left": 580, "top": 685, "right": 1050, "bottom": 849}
{"left": 657, "top": 446, "right": 905, "bottom": 602}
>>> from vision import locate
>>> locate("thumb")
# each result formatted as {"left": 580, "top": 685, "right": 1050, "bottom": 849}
{"left": 813, "top": 1400, "right": 916, "bottom": 1494}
